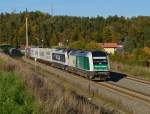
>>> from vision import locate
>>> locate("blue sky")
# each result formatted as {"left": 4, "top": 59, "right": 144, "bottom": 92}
{"left": 0, "top": 0, "right": 150, "bottom": 17}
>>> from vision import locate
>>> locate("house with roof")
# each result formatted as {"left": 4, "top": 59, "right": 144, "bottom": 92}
{"left": 98, "top": 43, "right": 123, "bottom": 54}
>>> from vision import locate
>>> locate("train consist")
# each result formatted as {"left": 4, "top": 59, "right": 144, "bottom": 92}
{"left": 26, "top": 48, "right": 110, "bottom": 80}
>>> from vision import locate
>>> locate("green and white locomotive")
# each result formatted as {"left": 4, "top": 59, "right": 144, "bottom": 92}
{"left": 68, "top": 50, "right": 110, "bottom": 80}
{"left": 27, "top": 48, "right": 110, "bottom": 81}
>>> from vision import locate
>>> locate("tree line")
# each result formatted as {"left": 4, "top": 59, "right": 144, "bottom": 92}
{"left": 1, "top": 11, "right": 150, "bottom": 53}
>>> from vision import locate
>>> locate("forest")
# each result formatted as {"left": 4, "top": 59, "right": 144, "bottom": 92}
{"left": 1, "top": 11, "right": 150, "bottom": 65}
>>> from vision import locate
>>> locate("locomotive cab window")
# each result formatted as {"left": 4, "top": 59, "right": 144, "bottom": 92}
{"left": 92, "top": 51, "right": 106, "bottom": 56}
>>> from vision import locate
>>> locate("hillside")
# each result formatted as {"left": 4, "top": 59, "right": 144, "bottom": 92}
{"left": 1, "top": 11, "right": 150, "bottom": 50}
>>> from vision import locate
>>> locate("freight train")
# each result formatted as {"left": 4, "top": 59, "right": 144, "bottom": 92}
{"left": 26, "top": 48, "right": 110, "bottom": 80}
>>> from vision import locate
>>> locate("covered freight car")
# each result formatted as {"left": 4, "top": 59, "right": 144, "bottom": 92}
{"left": 9, "top": 48, "right": 22, "bottom": 57}
{"left": 29, "top": 48, "right": 53, "bottom": 62}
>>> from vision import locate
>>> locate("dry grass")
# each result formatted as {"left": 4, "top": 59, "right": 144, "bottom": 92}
{"left": 0, "top": 54, "right": 119, "bottom": 114}
{"left": 0, "top": 55, "right": 38, "bottom": 114}
{"left": 23, "top": 71, "right": 109, "bottom": 114}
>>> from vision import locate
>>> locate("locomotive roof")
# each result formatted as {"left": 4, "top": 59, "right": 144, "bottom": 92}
{"left": 54, "top": 48, "right": 71, "bottom": 53}
{"left": 69, "top": 50, "right": 90, "bottom": 56}
{"left": 69, "top": 50, "right": 107, "bottom": 56}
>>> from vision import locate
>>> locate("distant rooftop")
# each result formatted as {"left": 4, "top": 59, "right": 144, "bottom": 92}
{"left": 98, "top": 43, "right": 121, "bottom": 48}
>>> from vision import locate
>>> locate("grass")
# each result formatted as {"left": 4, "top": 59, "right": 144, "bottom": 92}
{"left": 23, "top": 67, "right": 108, "bottom": 114}
{"left": 0, "top": 53, "right": 125, "bottom": 114}
{"left": 0, "top": 58, "right": 38, "bottom": 114}
{"left": 0, "top": 59, "right": 4, "bottom": 64}
{"left": 0, "top": 71, "right": 38, "bottom": 114}
{"left": 26, "top": 59, "right": 130, "bottom": 114}
{"left": 111, "top": 61, "right": 150, "bottom": 80}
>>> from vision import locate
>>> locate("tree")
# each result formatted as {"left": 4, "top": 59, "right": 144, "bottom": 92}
{"left": 85, "top": 41, "right": 102, "bottom": 51}
{"left": 50, "top": 32, "right": 57, "bottom": 46}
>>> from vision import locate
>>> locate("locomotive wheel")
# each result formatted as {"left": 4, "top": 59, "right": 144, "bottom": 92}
{"left": 100, "top": 75, "right": 107, "bottom": 81}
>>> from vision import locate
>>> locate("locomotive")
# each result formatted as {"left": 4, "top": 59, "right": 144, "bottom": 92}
{"left": 26, "top": 48, "right": 110, "bottom": 80}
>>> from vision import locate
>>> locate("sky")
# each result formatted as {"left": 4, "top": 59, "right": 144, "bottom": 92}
{"left": 0, "top": 0, "right": 150, "bottom": 17}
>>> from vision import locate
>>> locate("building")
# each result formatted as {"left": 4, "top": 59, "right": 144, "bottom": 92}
{"left": 98, "top": 43, "right": 123, "bottom": 54}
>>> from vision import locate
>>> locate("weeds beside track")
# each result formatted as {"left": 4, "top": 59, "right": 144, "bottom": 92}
{"left": 0, "top": 53, "right": 121, "bottom": 114}
{"left": 22, "top": 56, "right": 150, "bottom": 114}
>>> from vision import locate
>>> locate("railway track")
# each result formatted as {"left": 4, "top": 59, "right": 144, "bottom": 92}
{"left": 98, "top": 82, "right": 150, "bottom": 105}
{"left": 126, "top": 76, "right": 150, "bottom": 85}
{"left": 111, "top": 71, "right": 150, "bottom": 85}
{"left": 22, "top": 57, "right": 150, "bottom": 106}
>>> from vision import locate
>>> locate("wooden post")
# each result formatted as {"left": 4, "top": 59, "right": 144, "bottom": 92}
{"left": 25, "top": 17, "right": 28, "bottom": 57}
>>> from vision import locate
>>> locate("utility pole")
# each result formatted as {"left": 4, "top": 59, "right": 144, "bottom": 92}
{"left": 25, "top": 8, "right": 29, "bottom": 57}
{"left": 49, "top": 4, "right": 54, "bottom": 48}
{"left": 26, "top": 17, "right": 28, "bottom": 48}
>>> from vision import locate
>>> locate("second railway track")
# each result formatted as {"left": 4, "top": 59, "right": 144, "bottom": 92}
{"left": 126, "top": 76, "right": 150, "bottom": 85}
{"left": 111, "top": 71, "right": 150, "bottom": 85}
{"left": 98, "top": 82, "right": 150, "bottom": 105}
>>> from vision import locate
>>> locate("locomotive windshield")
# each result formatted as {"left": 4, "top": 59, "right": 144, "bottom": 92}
{"left": 92, "top": 51, "right": 106, "bottom": 57}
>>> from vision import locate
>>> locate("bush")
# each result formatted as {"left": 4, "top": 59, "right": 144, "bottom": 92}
{"left": 111, "top": 61, "right": 150, "bottom": 80}
{"left": 110, "top": 48, "right": 150, "bottom": 67}
{"left": 69, "top": 40, "right": 102, "bottom": 51}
